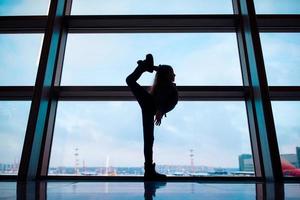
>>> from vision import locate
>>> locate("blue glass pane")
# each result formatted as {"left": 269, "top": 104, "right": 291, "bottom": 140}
{"left": 0, "top": 0, "right": 50, "bottom": 16}
{"left": 71, "top": 0, "right": 233, "bottom": 15}
{"left": 285, "top": 184, "right": 300, "bottom": 199}
{"left": 0, "top": 34, "right": 43, "bottom": 86}
{"left": 0, "top": 101, "right": 30, "bottom": 175}
{"left": 62, "top": 33, "right": 242, "bottom": 86}
{"left": 254, "top": 0, "right": 300, "bottom": 14}
{"left": 49, "top": 101, "right": 253, "bottom": 176}
{"left": 0, "top": 182, "right": 16, "bottom": 199}
{"left": 272, "top": 102, "right": 300, "bottom": 177}
{"left": 260, "top": 33, "right": 300, "bottom": 86}
{"left": 47, "top": 182, "right": 256, "bottom": 199}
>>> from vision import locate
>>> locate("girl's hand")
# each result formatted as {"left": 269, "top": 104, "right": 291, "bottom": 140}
{"left": 155, "top": 111, "right": 164, "bottom": 126}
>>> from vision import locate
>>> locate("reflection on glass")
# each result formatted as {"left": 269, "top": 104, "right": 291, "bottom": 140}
{"left": 254, "top": 0, "right": 300, "bottom": 14}
{"left": 0, "top": 34, "right": 44, "bottom": 86}
{"left": 0, "top": 0, "right": 50, "bottom": 16}
{"left": 0, "top": 182, "right": 16, "bottom": 199}
{"left": 285, "top": 184, "right": 300, "bottom": 199}
{"left": 272, "top": 102, "right": 300, "bottom": 177}
{"left": 3, "top": 182, "right": 298, "bottom": 200}
{"left": 144, "top": 182, "right": 166, "bottom": 200}
{"left": 62, "top": 33, "right": 242, "bottom": 86}
{"left": 46, "top": 182, "right": 256, "bottom": 199}
{"left": 71, "top": 0, "right": 233, "bottom": 15}
{"left": 49, "top": 101, "right": 253, "bottom": 176}
{"left": 260, "top": 33, "right": 300, "bottom": 86}
{"left": 0, "top": 101, "right": 30, "bottom": 175}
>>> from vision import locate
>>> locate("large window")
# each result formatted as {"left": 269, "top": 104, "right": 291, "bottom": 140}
{"left": 71, "top": 0, "right": 233, "bottom": 15}
{"left": 62, "top": 33, "right": 242, "bottom": 86}
{"left": 0, "top": 101, "right": 31, "bottom": 175}
{"left": 0, "top": 0, "right": 298, "bottom": 182}
{"left": 49, "top": 101, "right": 253, "bottom": 176}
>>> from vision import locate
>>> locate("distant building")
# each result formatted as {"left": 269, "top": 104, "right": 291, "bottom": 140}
{"left": 281, "top": 154, "right": 298, "bottom": 168}
{"left": 239, "top": 147, "right": 300, "bottom": 172}
{"left": 239, "top": 154, "right": 254, "bottom": 171}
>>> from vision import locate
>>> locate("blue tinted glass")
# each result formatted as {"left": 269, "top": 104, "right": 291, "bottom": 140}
{"left": 272, "top": 102, "right": 300, "bottom": 177}
{"left": 71, "top": 0, "right": 233, "bottom": 15}
{"left": 49, "top": 101, "right": 253, "bottom": 176}
{"left": 0, "top": 101, "right": 30, "bottom": 175}
{"left": 0, "top": 0, "right": 50, "bottom": 16}
{"left": 0, "top": 34, "right": 43, "bottom": 86}
{"left": 47, "top": 182, "right": 256, "bottom": 199}
{"left": 0, "top": 182, "right": 16, "bottom": 199}
{"left": 285, "top": 184, "right": 300, "bottom": 199}
{"left": 254, "top": 0, "right": 300, "bottom": 14}
{"left": 260, "top": 33, "right": 300, "bottom": 86}
{"left": 62, "top": 33, "right": 242, "bottom": 86}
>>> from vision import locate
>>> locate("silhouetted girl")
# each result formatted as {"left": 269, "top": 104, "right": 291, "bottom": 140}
{"left": 126, "top": 54, "right": 178, "bottom": 180}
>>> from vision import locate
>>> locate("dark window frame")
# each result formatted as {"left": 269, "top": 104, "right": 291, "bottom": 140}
{"left": 0, "top": 0, "right": 299, "bottom": 182}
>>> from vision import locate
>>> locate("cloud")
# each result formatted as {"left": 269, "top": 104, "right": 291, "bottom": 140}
{"left": 0, "top": 102, "right": 30, "bottom": 163}
{"left": 254, "top": 0, "right": 300, "bottom": 14}
{"left": 0, "top": 0, "right": 49, "bottom": 15}
{"left": 272, "top": 102, "right": 300, "bottom": 154}
{"left": 260, "top": 33, "right": 300, "bottom": 85}
{"left": 50, "top": 102, "right": 144, "bottom": 166}
{"left": 49, "top": 101, "right": 253, "bottom": 168}
{"left": 71, "top": 0, "right": 232, "bottom": 15}
{"left": 0, "top": 34, "right": 43, "bottom": 85}
{"left": 62, "top": 33, "right": 242, "bottom": 86}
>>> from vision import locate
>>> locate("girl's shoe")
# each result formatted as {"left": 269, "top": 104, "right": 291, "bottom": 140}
{"left": 137, "top": 54, "right": 154, "bottom": 72}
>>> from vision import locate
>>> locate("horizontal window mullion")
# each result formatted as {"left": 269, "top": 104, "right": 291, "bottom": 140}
{"left": 0, "top": 86, "right": 34, "bottom": 100}
{"left": 0, "top": 16, "right": 47, "bottom": 33}
{"left": 257, "top": 15, "right": 300, "bottom": 32}
{"left": 269, "top": 86, "right": 300, "bottom": 100}
{"left": 1, "top": 15, "right": 300, "bottom": 33}
{"left": 2, "top": 86, "right": 300, "bottom": 100}
{"left": 67, "top": 15, "right": 237, "bottom": 33}
{"left": 56, "top": 86, "right": 247, "bottom": 101}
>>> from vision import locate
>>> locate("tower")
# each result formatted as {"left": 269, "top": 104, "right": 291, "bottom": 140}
{"left": 74, "top": 148, "right": 79, "bottom": 175}
{"left": 190, "top": 149, "right": 195, "bottom": 174}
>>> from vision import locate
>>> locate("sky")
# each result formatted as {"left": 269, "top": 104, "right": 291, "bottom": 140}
{"left": 0, "top": 1, "right": 300, "bottom": 171}
{"left": 1, "top": 0, "right": 300, "bottom": 15}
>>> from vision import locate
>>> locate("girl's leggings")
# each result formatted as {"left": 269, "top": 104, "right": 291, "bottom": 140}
{"left": 126, "top": 65, "right": 156, "bottom": 165}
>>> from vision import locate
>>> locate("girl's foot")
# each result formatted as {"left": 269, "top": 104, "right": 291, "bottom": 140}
{"left": 137, "top": 54, "right": 154, "bottom": 72}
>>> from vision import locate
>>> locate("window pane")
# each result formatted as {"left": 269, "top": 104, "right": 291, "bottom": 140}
{"left": 272, "top": 102, "right": 300, "bottom": 177}
{"left": 285, "top": 184, "right": 300, "bottom": 199}
{"left": 0, "top": 101, "right": 30, "bottom": 175}
{"left": 0, "top": 0, "right": 50, "bottom": 16}
{"left": 62, "top": 33, "right": 242, "bottom": 86}
{"left": 49, "top": 101, "right": 253, "bottom": 176}
{"left": 0, "top": 34, "right": 43, "bottom": 86}
{"left": 254, "top": 0, "right": 300, "bottom": 14}
{"left": 71, "top": 0, "right": 233, "bottom": 15}
{"left": 260, "top": 33, "right": 300, "bottom": 86}
{"left": 47, "top": 182, "right": 256, "bottom": 199}
{"left": 0, "top": 182, "right": 16, "bottom": 199}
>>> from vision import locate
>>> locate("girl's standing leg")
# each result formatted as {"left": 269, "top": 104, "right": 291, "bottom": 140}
{"left": 126, "top": 65, "right": 156, "bottom": 165}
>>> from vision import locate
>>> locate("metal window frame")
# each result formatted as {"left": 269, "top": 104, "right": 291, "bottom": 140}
{"left": 0, "top": 0, "right": 299, "bottom": 182}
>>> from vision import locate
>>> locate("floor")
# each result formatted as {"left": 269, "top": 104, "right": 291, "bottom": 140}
{"left": 0, "top": 181, "right": 299, "bottom": 199}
